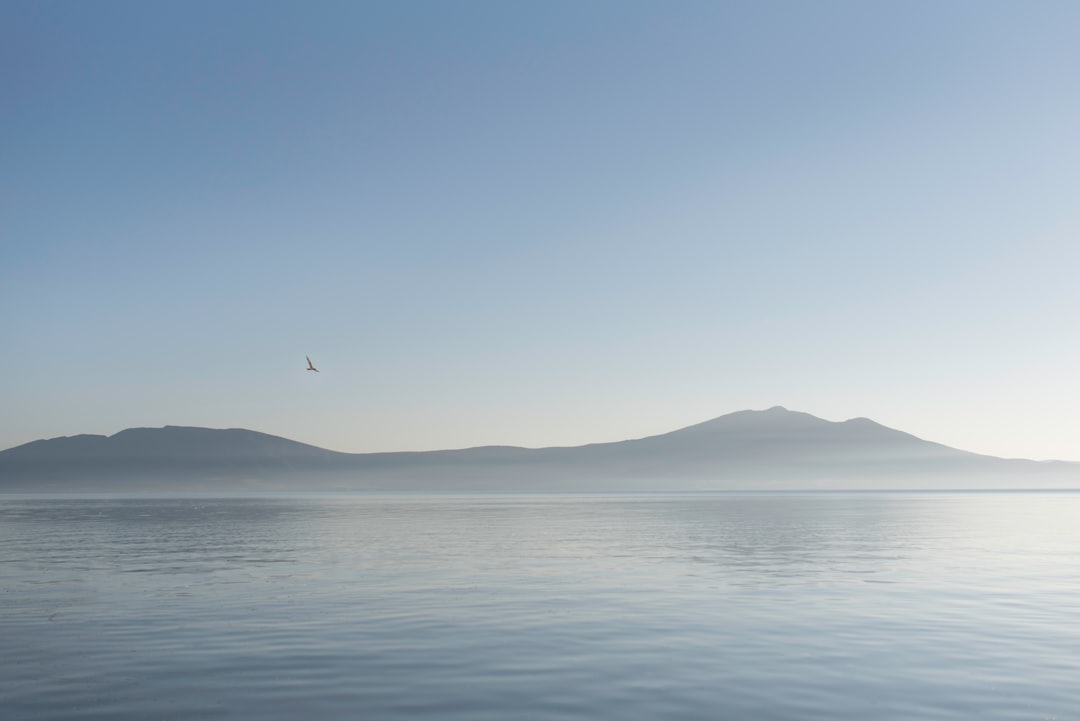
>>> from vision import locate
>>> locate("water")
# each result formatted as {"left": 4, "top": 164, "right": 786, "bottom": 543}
{"left": 1, "top": 492, "right": 1077, "bottom": 720}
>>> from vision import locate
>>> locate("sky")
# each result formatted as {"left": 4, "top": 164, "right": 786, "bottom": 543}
{"left": 2, "top": 1, "right": 1079, "bottom": 461}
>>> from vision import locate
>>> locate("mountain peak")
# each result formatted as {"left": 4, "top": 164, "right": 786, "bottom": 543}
{"left": 671, "top": 406, "right": 828, "bottom": 435}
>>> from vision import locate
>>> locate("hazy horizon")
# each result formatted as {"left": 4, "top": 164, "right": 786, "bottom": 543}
{"left": 4, "top": 2, "right": 1079, "bottom": 461}
{"left": 0, "top": 405, "right": 1069, "bottom": 465}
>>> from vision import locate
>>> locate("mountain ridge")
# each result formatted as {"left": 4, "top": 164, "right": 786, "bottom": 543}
{"left": 2, "top": 408, "right": 1076, "bottom": 492}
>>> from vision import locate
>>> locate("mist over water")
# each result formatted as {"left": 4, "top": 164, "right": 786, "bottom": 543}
{"left": 2, "top": 491, "right": 1077, "bottom": 720}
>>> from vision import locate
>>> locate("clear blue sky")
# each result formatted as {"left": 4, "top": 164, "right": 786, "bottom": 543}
{"left": 3, "top": 1, "right": 1078, "bottom": 460}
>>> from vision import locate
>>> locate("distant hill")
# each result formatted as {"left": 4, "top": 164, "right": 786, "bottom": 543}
{"left": 1, "top": 407, "right": 1076, "bottom": 492}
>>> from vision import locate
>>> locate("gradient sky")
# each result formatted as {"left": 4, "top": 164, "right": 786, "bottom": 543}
{"left": 3, "top": 1, "right": 1078, "bottom": 460}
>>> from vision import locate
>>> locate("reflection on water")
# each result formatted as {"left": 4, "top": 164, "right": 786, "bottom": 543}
{"left": 1, "top": 492, "right": 1078, "bottom": 720}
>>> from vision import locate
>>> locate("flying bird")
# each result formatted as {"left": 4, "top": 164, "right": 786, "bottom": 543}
{"left": 306, "top": 356, "right": 319, "bottom": 372}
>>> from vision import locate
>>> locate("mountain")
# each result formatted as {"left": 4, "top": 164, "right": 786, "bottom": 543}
{"left": 1, "top": 407, "right": 1076, "bottom": 492}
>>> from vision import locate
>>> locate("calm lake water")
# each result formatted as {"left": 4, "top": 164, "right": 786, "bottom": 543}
{"left": 1, "top": 492, "right": 1077, "bottom": 720}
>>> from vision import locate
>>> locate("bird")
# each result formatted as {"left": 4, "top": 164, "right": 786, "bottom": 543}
{"left": 306, "top": 356, "right": 319, "bottom": 372}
